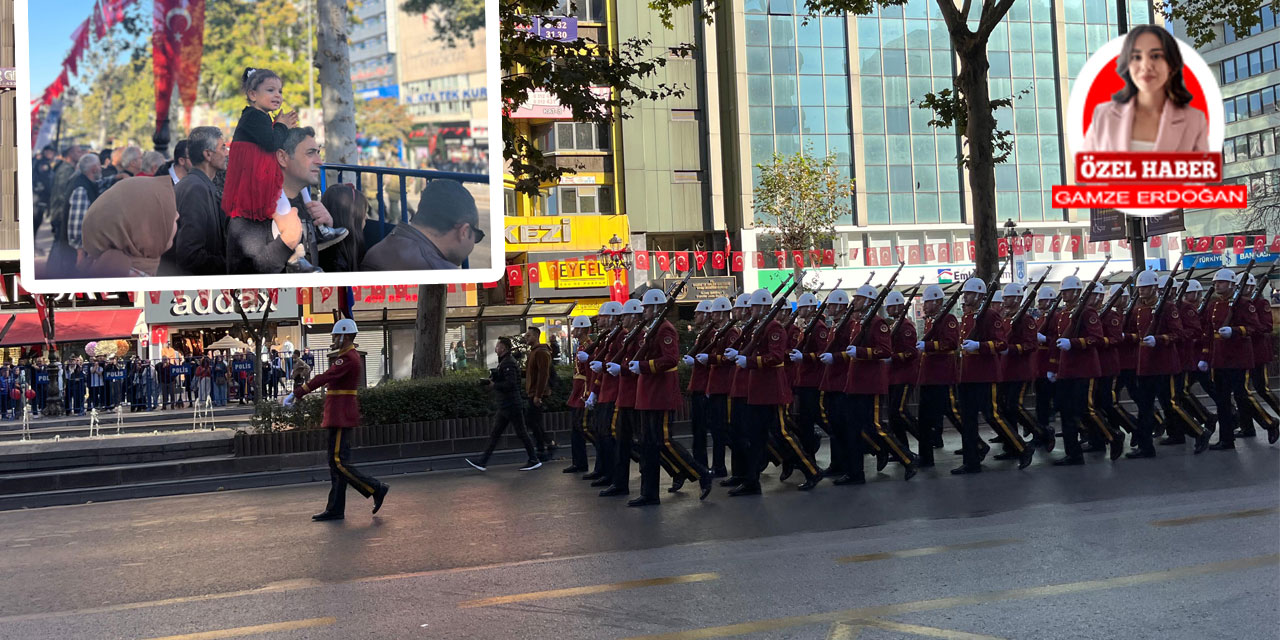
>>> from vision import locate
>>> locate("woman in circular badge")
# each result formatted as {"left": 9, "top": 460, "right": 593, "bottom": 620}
{"left": 1081, "top": 25, "right": 1208, "bottom": 153}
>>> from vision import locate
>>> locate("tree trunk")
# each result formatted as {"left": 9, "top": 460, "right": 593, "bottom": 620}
{"left": 412, "top": 284, "right": 447, "bottom": 377}
{"left": 957, "top": 40, "right": 1000, "bottom": 283}
{"left": 315, "top": 0, "right": 358, "bottom": 166}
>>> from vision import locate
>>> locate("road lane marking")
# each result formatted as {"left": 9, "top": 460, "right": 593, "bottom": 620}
{"left": 855, "top": 618, "right": 1007, "bottom": 639}
{"left": 141, "top": 617, "right": 336, "bottom": 640}
{"left": 457, "top": 572, "right": 720, "bottom": 609}
{"left": 1149, "top": 506, "right": 1279, "bottom": 527}
{"left": 622, "top": 554, "right": 1279, "bottom": 640}
{"left": 826, "top": 622, "right": 860, "bottom": 640}
{"left": 836, "top": 539, "right": 1021, "bottom": 564}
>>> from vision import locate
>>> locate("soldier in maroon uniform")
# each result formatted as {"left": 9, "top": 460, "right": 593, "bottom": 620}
{"left": 836, "top": 285, "right": 912, "bottom": 483}
{"left": 599, "top": 300, "right": 645, "bottom": 497}
{"left": 1124, "top": 270, "right": 1211, "bottom": 457}
{"left": 628, "top": 289, "right": 713, "bottom": 506}
{"left": 1032, "top": 286, "right": 1059, "bottom": 440}
{"left": 1172, "top": 280, "right": 1217, "bottom": 445}
{"left": 1204, "top": 270, "right": 1278, "bottom": 448}
{"left": 700, "top": 296, "right": 742, "bottom": 480}
{"left": 997, "top": 283, "right": 1053, "bottom": 453}
{"left": 883, "top": 290, "right": 921, "bottom": 461}
{"left": 787, "top": 293, "right": 826, "bottom": 459}
{"left": 586, "top": 301, "right": 625, "bottom": 488}
{"left": 564, "top": 315, "right": 596, "bottom": 474}
{"left": 957, "top": 278, "right": 1032, "bottom": 474}
{"left": 1088, "top": 283, "right": 1138, "bottom": 450}
{"left": 1237, "top": 275, "right": 1280, "bottom": 439}
{"left": 915, "top": 285, "right": 960, "bottom": 469}
{"left": 682, "top": 300, "right": 718, "bottom": 471}
{"left": 1046, "top": 275, "right": 1120, "bottom": 464}
{"left": 719, "top": 294, "right": 754, "bottom": 488}
{"left": 808, "top": 290, "right": 850, "bottom": 475}
{"left": 286, "top": 318, "right": 388, "bottom": 521}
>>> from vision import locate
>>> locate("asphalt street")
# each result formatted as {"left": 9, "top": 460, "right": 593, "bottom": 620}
{"left": 0, "top": 433, "right": 1276, "bottom": 640}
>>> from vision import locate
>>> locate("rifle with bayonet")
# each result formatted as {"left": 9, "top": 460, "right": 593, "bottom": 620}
{"left": 731, "top": 271, "right": 805, "bottom": 349}
{"left": 1148, "top": 262, "right": 1185, "bottom": 336}
{"left": 830, "top": 262, "right": 904, "bottom": 348}
{"left": 708, "top": 273, "right": 795, "bottom": 349}
{"left": 797, "top": 278, "right": 843, "bottom": 340}
{"left": 889, "top": 277, "right": 927, "bottom": 335}
{"left": 1224, "top": 258, "right": 1258, "bottom": 326}
{"left": 851, "top": 263, "right": 906, "bottom": 346}
{"left": 1253, "top": 263, "right": 1276, "bottom": 302}
{"left": 1065, "top": 257, "right": 1111, "bottom": 338}
{"left": 610, "top": 272, "right": 693, "bottom": 364}
{"left": 741, "top": 277, "right": 805, "bottom": 356}
{"left": 1173, "top": 266, "right": 1198, "bottom": 307}
{"left": 921, "top": 271, "right": 982, "bottom": 342}
{"left": 1039, "top": 266, "right": 1082, "bottom": 331}
{"left": 1010, "top": 268, "right": 1053, "bottom": 329}
{"left": 963, "top": 274, "right": 1005, "bottom": 341}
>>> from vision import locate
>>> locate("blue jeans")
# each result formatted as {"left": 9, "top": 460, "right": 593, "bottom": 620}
{"left": 213, "top": 382, "right": 228, "bottom": 406}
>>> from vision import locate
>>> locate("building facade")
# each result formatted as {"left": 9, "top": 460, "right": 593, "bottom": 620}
{"left": 352, "top": 0, "right": 400, "bottom": 102}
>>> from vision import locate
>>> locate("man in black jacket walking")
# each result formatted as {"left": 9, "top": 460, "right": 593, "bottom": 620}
{"left": 162, "top": 127, "right": 229, "bottom": 276}
{"left": 466, "top": 337, "right": 542, "bottom": 471}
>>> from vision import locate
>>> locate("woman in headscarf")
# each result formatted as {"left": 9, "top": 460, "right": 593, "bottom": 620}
{"left": 318, "top": 183, "right": 369, "bottom": 272}
{"left": 77, "top": 176, "right": 179, "bottom": 277}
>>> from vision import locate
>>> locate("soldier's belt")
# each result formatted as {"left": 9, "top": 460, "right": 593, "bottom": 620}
{"left": 327, "top": 390, "right": 357, "bottom": 395}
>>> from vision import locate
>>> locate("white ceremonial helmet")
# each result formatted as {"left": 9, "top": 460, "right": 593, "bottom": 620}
{"left": 992, "top": 290, "right": 1004, "bottom": 304}
{"left": 1214, "top": 268, "right": 1236, "bottom": 283}
{"left": 642, "top": 289, "right": 667, "bottom": 306}
{"left": 332, "top": 318, "right": 359, "bottom": 335}
{"left": 826, "top": 289, "right": 851, "bottom": 305}
{"left": 1136, "top": 270, "right": 1159, "bottom": 288}
{"left": 1092, "top": 283, "right": 1107, "bottom": 295}
{"left": 885, "top": 291, "right": 905, "bottom": 307}
{"left": 1037, "top": 286, "right": 1056, "bottom": 301}
{"left": 622, "top": 299, "right": 643, "bottom": 314}
{"left": 572, "top": 316, "right": 593, "bottom": 329}
{"left": 1185, "top": 280, "right": 1204, "bottom": 293}
{"left": 855, "top": 284, "right": 877, "bottom": 300}
{"left": 1002, "top": 283, "right": 1024, "bottom": 297}
{"left": 796, "top": 293, "right": 821, "bottom": 308}
{"left": 710, "top": 296, "right": 733, "bottom": 312}
{"left": 735, "top": 293, "right": 752, "bottom": 309}
{"left": 1234, "top": 272, "right": 1257, "bottom": 286}
{"left": 749, "top": 288, "right": 773, "bottom": 306}
{"left": 962, "top": 278, "right": 987, "bottom": 294}
{"left": 922, "top": 285, "right": 945, "bottom": 302}
{"left": 599, "top": 301, "right": 624, "bottom": 316}
{"left": 1060, "top": 276, "right": 1083, "bottom": 291}
{"left": 694, "top": 300, "right": 712, "bottom": 313}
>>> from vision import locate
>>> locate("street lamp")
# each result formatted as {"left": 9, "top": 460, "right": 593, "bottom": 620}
{"left": 598, "top": 234, "right": 633, "bottom": 302}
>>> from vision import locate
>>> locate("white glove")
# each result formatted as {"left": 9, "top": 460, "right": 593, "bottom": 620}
{"left": 881, "top": 358, "right": 893, "bottom": 364}
{"left": 282, "top": 393, "right": 295, "bottom": 407}
{"left": 723, "top": 348, "right": 739, "bottom": 359}
{"left": 1056, "top": 338, "right": 1072, "bottom": 351}
{"left": 628, "top": 361, "right": 641, "bottom": 375}
{"left": 788, "top": 349, "right": 803, "bottom": 362}
{"left": 961, "top": 340, "right": 980, "bottom": 353}
{"left": 1142, "top": 336, "right": 1156, "bottom": 347}
{"left": 606, "top": 363, "right": 622, "bottom": 377}
{"left": 1218, "top": 326, "right": 1232, "bottom": 338}
{"left": 735, "top": 355, "right": 748, "bottom": 368}
{"left": 1046, "top": 371, "right": 1057, "bottom": 383}
{"left": 682, "top": 355, "right": 695, "bottom": 366}
{"left": 585, "top": 392, "right": 596, "bottom": 408}
{"left": 696, "top": 354, "right": 710, "bottom": 365}
{"left": 576, "top": 351, "right": 590, "bottom": 363}
{"left": 819, "top": 353, "right": 834, "bottom": 365}
{"left": 916, "top": 340, "right": 925, "bottom": 351}
{"left": 845, "top": 345, "right": 858, "bottom": 358}
{"left": 1036, "top": 332, "right": 1047, "bottom": 344}
{"left": 590, "top": 361, "right": 603, "bottom": 373}
{"left": 1198, "top": 360, "right": 1209, "bottom": 372}
{"left": 999, "top": 349, "right": 1009, "bottom": 355}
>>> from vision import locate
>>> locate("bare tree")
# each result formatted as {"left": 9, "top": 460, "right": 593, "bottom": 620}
{"left": 1233, "top": 176, "right": 1280, "bottom": 235}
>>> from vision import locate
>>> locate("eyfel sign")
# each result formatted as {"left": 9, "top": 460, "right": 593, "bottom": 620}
{"left": 1054, "top": 26, "right": 1245, "bottom": 216}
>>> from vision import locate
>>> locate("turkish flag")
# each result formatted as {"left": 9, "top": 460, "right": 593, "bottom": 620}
{"left": 655, "top": 252, "right": 670, "bottom": 272}
{"left": 1212, "top": 236, "right": 1227, "bottom": 253}
{"left": 1150, "top": 235, "right": 1163, "bottom": 248}
{"left": 1271, "top": 235, "right": 1280, "bottom": 252}
{"left": 1186, "top": 236, "right": 1197, "bottom": 251}
{"left": 609, "top": 278, "right": 628, "bottom": 303}
{"left": 153, "top": 0, "right": 206, "bottom": 133}
{"left": 1068, "top": 236, "right": 1081, "bottom": 252}
{"left": 938, "top": 244, "right": 950, "bottom": 263}
{"left": 318, "top": 286, "right": 332, "bottom": 303}
{"left": 879, "top": 247, "right": 893, "bottom": 265}
{"left": 774, "top": 251, "right": 786, "bottom": 268}
{"left": 447, "top": 284, "right": 457, "bottom": 293}
{"left": 674, "top": 252, "right": 690, "bottom": 272}
{"left": 998, "top": 238, "right": 1009, "bottom": 258}
{"left": 149, "top": 291, "right": 161, "bottom": 304}
{"left": 1233, "top": 236, "right": 1247, "bottom": 254}
{"left": 1050, "top": 236, "right": 1063, "bottom": 252}
{"left": 1119, "top": 239, "right": 1130, "bottom": 249}
{"left": 954, "top": 242, "right": 965, "bottom": 262}
{"left": 483, "top": 280, "right": 498, "bottom": 289}
{"left": 634, "top": 251, "right": 650, "bottom": 271}
{"left": 867, "top": 247, "right": 880, "bottom": 266}
{"left": 1033, "top": 235, "right": 1045, "bottom": 253}
{"left": 908, "top": 245, "right": 921, "bottom": 265}
{"left": 894, "top": 246, "right": 906, "bottom": 263}
{"left": 695, "top": 251, "right": 708, "bottom": 270}
{"left": 925, "top": 245, "right": 936, "bottom": 263}
{"left": 712, "top": 251, "right": 726, "bottom": 270}
{"left": 793, "top": 250, "right": 806, "bottom": 267}
{"left": 1100, "top": 241, "right": 1111, "bottom": 252}
{"left": 1255, "top": 236, "right": 1267, "bottom": 253}
{"left": 1196, "top": 236, "right": 1210, "bottom": 252}
{"left": 965, "top": 243, "right": 975, "bottom": 261}
{"left": 822, "top": 249, "right": 835, "bottom": 265}
{"left": 151, "top": 325, "right": 169, "bottom": 345}
{"left": 506, "top": 265, "right": 524, "bottom": 286}
{"left": 732, "top": 252, "right": 744, "bottom": 271}
{"left": 1013, "top": 237, "right": 1026, "bottom": 256}
{"left": 528, "top": 264, "right": 541, "bottom": 283}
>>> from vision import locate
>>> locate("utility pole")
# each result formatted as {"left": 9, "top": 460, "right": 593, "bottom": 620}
{"left": 1117, "top": 0, "right": 1148, "bottom": 272}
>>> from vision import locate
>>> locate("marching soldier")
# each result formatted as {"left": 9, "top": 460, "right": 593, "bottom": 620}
{"left": 1088, "top": 283, "right": 1137, "bottom": 449}
{"left": 1125, "top": 270, "right": 1210, "bottom": 457}
{"left": 698, "top": 296, "right": 738, "bottom": 479}
{"left": 565, "top": 315, "right": 596, "bottom": 474}
{"left": 730, "top": 289, "right": 822, "bottom": 495}
{"left": 783, "top": 297, "right": 814, "bottom": 463}
{"left": 839, "top": 285, "right": 915, "bottom": 482}
{"left": 915, "top": 285, "right": 960, "bottom": 468}
{"left": 586, "top": 301, "right": 625, "bottom": 488}
{"left": 811, "top": 289, "right": 851, "bottom": 476}
{"left": 997, "top": 283, "right": 1053, "bottom": 452}
{"left": 957, "top": 278, "right": 1033, "bottom": 473}
{"left": 1046, "top": 275, "right": 1121, "bottom": 464}
{"left": 628, "top": 289, "right": 713, "bottom": 506}
{"left": 719, "top": 294, "right": 754, "bottom": 488}
{"left": 1205, "top": 269, "right": 1278, "bottom": 448}
{"left": 286, "top": 319, "right": 389, "bottom": 521}
{"left": 682, "top": 300, "right": 717, "bottom": 470}
{"left": 1112, "top": 286, "right": 1152, "bottom": 437}
{"left": 1033, "top": 286, "right": 1058, "bottom": 439}
{"left": 1246, "top": 278, "right": 1280, "bottom": 435}
{"left": 788, "top": 293, "right": 826, "bottom": 459}
{"left": 1172, "top": 279, "right": 1217, "bottom": 445}
{"left": 1235, "top": 274, "right": 1280, "bottom": 439}
{"left": 884, "top": 290, "right": 921, "bottom": 461}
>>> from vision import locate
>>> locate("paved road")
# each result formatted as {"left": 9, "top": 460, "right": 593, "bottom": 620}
{"left": 0, "top": 436, "right": 1276, "bottom": 639}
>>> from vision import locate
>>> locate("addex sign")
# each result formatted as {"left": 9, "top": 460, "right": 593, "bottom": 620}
{"left": 144, "top": 290, "right": 299, "bottom": 325}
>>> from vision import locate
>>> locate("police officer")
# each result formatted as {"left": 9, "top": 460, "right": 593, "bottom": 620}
{"left": 957, "top": 278, "right": 1033, "bottom": 473}
{"left": 629, "top": 290, "right": 714, "bottom": 506}
{"left": 586, "top": 301, "right": 626, "bottom": 487}
{"left": 1046, "top": 275, "right": 1119, "bottom": 464}
{"left": 998, "top": 283, "right": 1053, "bottom": 452}
{"left": 285, "top": 319, "right": 389, "bottom": 521}
{"left": 883, "top": 290, "right": 921, "bottom": 462}
{"left": 731, "top": 289, "right": 822, "bottom": 495}
{"left": 682, "top": 300, "right": 718, "bottom": 471}
{"left": 564, "top": 315, "right": 596, "bottom": 474}
{"left": 1172, "top": 279, "right": 1217, "bottom": 445}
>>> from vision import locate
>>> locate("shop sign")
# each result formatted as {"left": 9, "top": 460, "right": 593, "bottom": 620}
{"left": 569, "top": 300, "right": 609, "bottom": 316}
{"left": 659, "top": 277, "right": 737, "bottom": 302}
{"left": 145, "top": 290, "right": 299, "bottom": 325}
{"left": 508, "top": 87, "right": 610, "bottom": 119}
{"left": 553, "top": 259, "right": 610, "bottom": 289}
{"left": 504, "top": 215, "right": 629, "bottom": 252}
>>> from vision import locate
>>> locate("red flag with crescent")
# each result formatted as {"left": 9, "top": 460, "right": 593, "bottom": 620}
{"left": 149, "top": 291, "right": 161, "bottom": 304}
{"left": 153, "top": 0, "right": 206, "bottom": 131}
{"left": 674, "top": 252, "right": 689, "bottom": 272}
{"left": 506, "top": 265, "right": 524, "bottom": 286}
{"left": 712, "top": 251, "right": 726, "bottom": 270}
{"left": 634, "top": 251, "right": 650, "bottom": 271}
{"left": 320, "top": 286, "right": 333, "bottom": 302}
{"left": 654, "top": 252, "right": 669, "bottom": 272}
{"left": 695, "top": 251, "right": 707, "bottom": 270}
{"left": 731, "top": 252, "right": 744, "bottom": 272}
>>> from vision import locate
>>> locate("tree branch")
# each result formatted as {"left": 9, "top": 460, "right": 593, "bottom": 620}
{"left": 977, "top": 0, "right": 1018, "bottom": 42}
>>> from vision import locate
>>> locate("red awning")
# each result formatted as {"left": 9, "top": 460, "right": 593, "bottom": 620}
{"left": 0, "top": 310, "right": 142, "bottom": 347}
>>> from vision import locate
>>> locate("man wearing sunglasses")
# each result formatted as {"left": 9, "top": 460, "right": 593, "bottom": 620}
{"left": 362, "top": 179, "right": 482, "bottom": 271}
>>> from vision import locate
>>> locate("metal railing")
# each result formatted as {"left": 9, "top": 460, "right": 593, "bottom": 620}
{"left": 319, "top": 163, "right": 488, "bottom": 248}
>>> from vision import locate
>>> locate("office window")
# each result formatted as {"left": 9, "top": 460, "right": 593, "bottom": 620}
{"left": 541, "top": 122, "right": 609, "bottom": 152}
{"left": 557, "top": 186, "right": 613, "bottom": 214}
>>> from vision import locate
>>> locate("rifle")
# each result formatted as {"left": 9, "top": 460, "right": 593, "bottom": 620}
{"left": 963, "top": 275, "right": 1004, "bottom": 341}
{"left": 610, "top": 272, "right": 693, "bottom": 365}
{"left": 851, "top": 262, "right": 906, "bottom": 347}
{"left": 1101, "top": 273, "right": 1136, "bottom": 320}
{"left": 830, "top": 262, "right": 904, "bottom": 350}
{"left": 1066, "top": 257, "right": 1111, "bottom": 338}
{"left": 1225, "top": 258, "right": 1258, "bottom": 326}
{"left": 863, "top": 271, "right": 877, "bottom": 286}
{"left": 1253, "top": 263, "right": 1276, "bottom": 302}
{"left": 1038, "top": 266, "right": 1082, "bottom": 331}
{"left": 735, "top": 272, "right": 806, "bottom": 349}
{"left": 709, "top": 273, "right": 795, "bottom": 348}
{"left": 741, "top": 278, "right": 805, "bottom": 356}
{"left": 1010, "top": 268, "right": 1053, "bottom": 329}
{"left": 797, "top": 278, "right": 843, "bottom": 342}
{"left": 1148, "top": 263, "right": 1185, "bottom": 336}
{"left": 1173, "top": 267, "right": 1199, "bottom": 307}
{"left": 889, "top": 277, "right": 927, "bottom": 335}
{"left": 921, "top": 274, "right": 972, "bottom": 342}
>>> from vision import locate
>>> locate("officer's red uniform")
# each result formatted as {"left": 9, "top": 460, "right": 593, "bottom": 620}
{"left": 957, "top": 307, "right": 1024, "bottom": 466}
{"left": 1045, "top": 302, "right": 1106, "bottom": 461}
{"left": 295, "top": 346, "right": 362, "bottom": 428}
{"left": 1126, "top": 298, "right": 1204, "bottom": 452}
{"left": 742, "top": 317, "right": 818, "bottom": 488}
{"left": 636, "top": 321, "right": 682, "bottom": 411}
{"left": 635, "top": 319, "right": 706, "bottom": 500}
{"left": 916, "top": 313, "right": 961, "bottom": 467}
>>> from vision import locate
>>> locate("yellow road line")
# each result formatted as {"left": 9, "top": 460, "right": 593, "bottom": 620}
{"left": 836, "top": 539, "right": 1021, "bottom": 564}
{"left": 457, "top": 572, "right": 719, "bottom": 608}
{"left": 856, "top": 618, "right": 1007, "bottom": 640}
{"left": 826, "top": 622, "right": 860, "bottom": 640}
{"left": 1149, "top": 507, "right": 1279, "bottom": 528}
{"left": 623, "top": 554, "right": 1279, "bottom": 640}
{"left": 141, "top": 617, "right": 336, "bottom": 640}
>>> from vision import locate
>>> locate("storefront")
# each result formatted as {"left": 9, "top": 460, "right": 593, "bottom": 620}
{"left": 142, "top": 290, "right": 300, "bottom": 362}
{"left": 0, "top": 285, "right": 144, "bottom": 363}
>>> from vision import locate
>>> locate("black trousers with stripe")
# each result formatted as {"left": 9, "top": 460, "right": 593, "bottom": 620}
{"left": 1135, "top": 374, "right": 1202, "bottom": 453}
{"left": 793, "top": 388, "right": 824, "bottom": 457}
{"left": 727, "top": 397, "right": 748, "bottom": 480}
{"left": 998, "top": 380, "right": 1046, "bottom": 443}
{"left": 704, "top": 394, "right": 731, "bottom": 473}
{"left": 835, "top": 394, "right": 873, "bottom": 481}
{"left": 325, "top": 427, "right": 383, "bottom": 515}
{"left": 1034, "top": 377, "right": 1056, "bottom": 433}
{"left": 640, "top": 410, "right": 707, "bottom": 499}
{"left": 767, "top": 404, "right": 820, "bottom": 482}
{"left": 1055, "top": 377, "right": 1091, "bottom": 460}
{"left": 958, "top": 381, "right": 1025, "bottom": 468}
{"left": 569, "top": 406, "right": 594, "bottom": 468}
{"left": 915, "top": 385, "right": 954, "bottom": 466}
{"left": 886, "top": 384, "right": 919, "bottom": 453}
{"left": 816, "top": 391, "right": 847, "bottom": 472}
{"left": 1174, "top": 371, "right": 1216, "bottom": 436}
{"left": 593, "top": 402, "right": 617, "bottom": 483}
{"left": 1238, "top": 367, "right": 1279, "bottom": 435}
